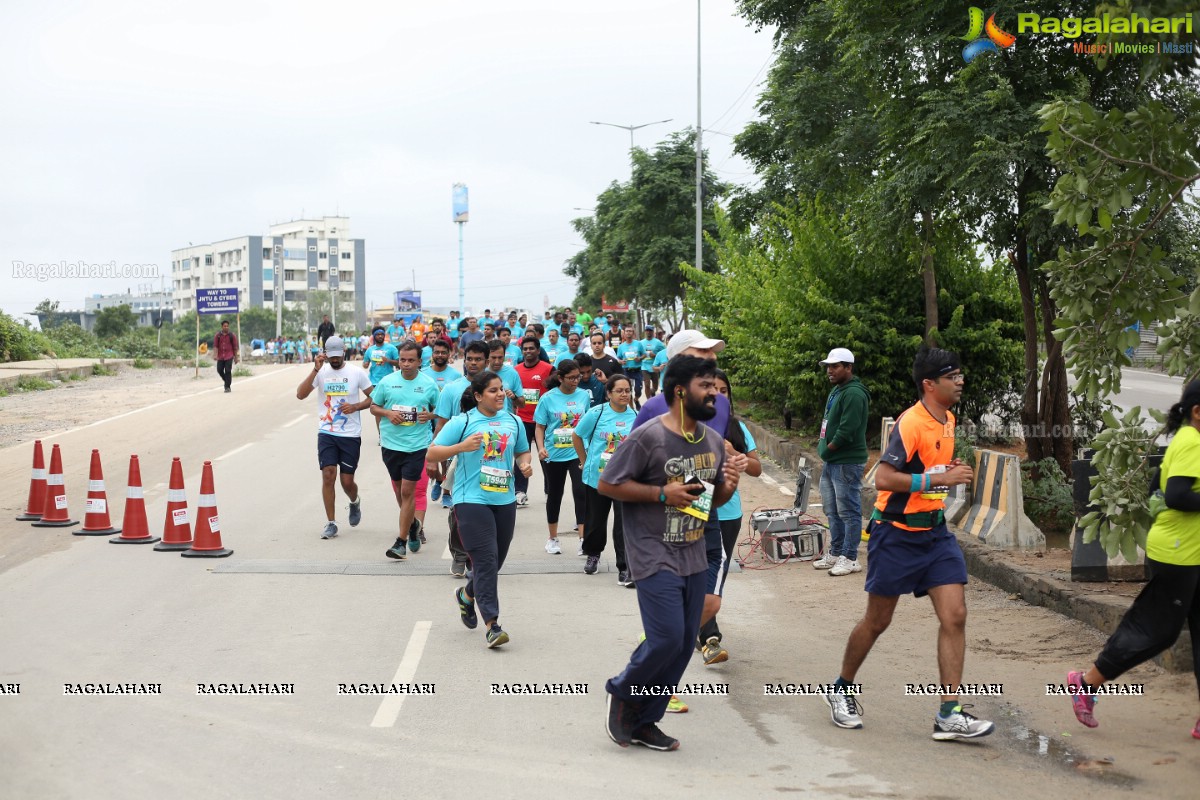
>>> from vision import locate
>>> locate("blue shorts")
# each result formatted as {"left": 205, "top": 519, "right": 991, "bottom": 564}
{"left": 704, "top": 518, "right": 726, "bottom": 595}
{"left": 317, "top": 433, "right": 361, "bottom": 474}
{"left": 863, "top": 521, "right": 966, "bottom": 598}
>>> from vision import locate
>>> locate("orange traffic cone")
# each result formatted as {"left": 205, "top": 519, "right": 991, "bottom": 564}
{"left": 110, "top": 455, "right": 159, "bottom": 545}
{"left": 154, "top": 457, "right": 192, "bottom": 552}
{"left": 15, "top": 440, "right": 47, "bottom": 521}
{"left": 182, "top": 461, "right": 232, "bottom": 558}
{"left": 76, "top": 449, "right": 120, "bottom": 536}
{"left": 31, "top": 444, "right": 77, "bottom": 528}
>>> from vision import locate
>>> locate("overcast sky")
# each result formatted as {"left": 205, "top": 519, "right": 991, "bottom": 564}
{"left": 1, "top": 1, "right": 775, "bottom": 324}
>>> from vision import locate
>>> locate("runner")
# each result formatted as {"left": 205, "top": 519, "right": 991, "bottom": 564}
{"left": 575, "top": 353, "right": 606, "bottom": 407}
{"left": 446, "top": 311, "right": 462, "bottom": 354}
{"left": 533, "top": 359, "right": 589, "bottom": 555}
{"left": 386, "top": 316, "right": 405, "bottom": 346}
{"left": 370, "top": 342, "right": 439, "bottom": 560}
{"left": 296, "top": 336, "right": 374, "bottom": 540}
{"left": 820, "top": 346, "right": 991, "bottom": 741}
{"left": 486, "top": 340, "right": 526, "bottom": 415}
{"left": 514, "top": 336, "right": 554, "bottom": 507}
{"left": 600, "top": 355, "right": 738, "bottom": 751}
{"left": 362, "top": 327, "right": 399, "bottom": 435}
{"left": 557, "top": 332, "right": 583, "bottom": 366}
{"left": 640, "top": 326, "right": 665, "bottom": 399}
{"left": 498, "top": 327, "right": 522, "bottom": 367}
{"left": 588, "top": 332, "right": 623, "bottom": 386}
{"left": 574, "top": 374, "right": 637, "bottom": 581}
{"left": 459, "top": 317, "right": 483, "bottom": 351}
{"left": 615, "top": 326, "right": 645, "bottom": 410}
{"left": 544, "top": 328, "right": 563, "bottom": 363}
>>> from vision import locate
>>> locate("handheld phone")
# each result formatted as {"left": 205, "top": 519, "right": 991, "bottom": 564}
{"left": 684, "top": 475, "right": 706, "bottom": 496}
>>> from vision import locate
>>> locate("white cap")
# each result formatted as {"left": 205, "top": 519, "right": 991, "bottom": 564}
{"left": 666, "top": 329, "right": 726, "bottom": 359}
{"left": 820, "top": 347, "right": 854, "bottom": 365}
{"left": 324, "top": 336, "right": 346, "bottom": 357}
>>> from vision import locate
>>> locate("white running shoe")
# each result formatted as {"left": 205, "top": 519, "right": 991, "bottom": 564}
{"left": 813, "top": 552, "right": 837, "bottom": 570}
{"left": 932, "top": 704, "right": 994, "bottom": 740}
{"left": 515, "top": 491, "right": 529, "bottom": 507}
{"left": 545, "top": 537, "right": 562, "bottom": 555}
{"left": 829, "top": 556, "right": 862, "bottom": 576}
{"left": 822, "top": 689, "right": 864, "bottom": 729}
{"left": 577, "top": 540, "right": 585, "bottom": 557}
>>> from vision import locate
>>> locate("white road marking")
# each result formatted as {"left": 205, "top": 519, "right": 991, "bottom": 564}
{"left": 215, "top": 443, "right": 255, "bottom": 461}
{"left": 370, "top": 621, "right": 432, "bottom": 728}
{"left": 39, "top": 398, "right": 177, "bottom": 442}
{"left": 283, "top": 414, "right": 308, "bottom": 428}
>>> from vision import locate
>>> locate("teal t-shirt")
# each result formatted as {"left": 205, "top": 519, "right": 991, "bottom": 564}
{"left": 717, "top": 422, "right": 758, "bottom": 521}
{"left": 435, "top": 409, "right": 529, "bottom": 505}
{"left": 363, "top": 343, "right": 399, "bottom": 385}
{"left": 555, "top": 350, "right": 581, "bottom": 367}
{"left": 504, "top": 344, "right": 522, "bottom": 367}
{"left": 435, "top": 375, "right": 473, "bottom": 420}
{"left": 421, "top": 365, "right": 463, "bottom": 397}
{"left": 544, "top": 343, "right": 562, "bottom": 363}
{"left": 616, "top": 341, "right": 645, "bottom": 371}
{"left": 372, "top": 371, "right": 440, "bottom": 452}
{"left": 447, "top": 320, "right": 461, "bottom": 340}
{"left": 495, "top": 364, "right": 523, "bottom": 413}
{"left": 651, "top": 348, "right": 669, "bottom": 373}
{"left": 640, "top": 338, "right": 664, "bottom": 370}
{"left": 533, "top": 387, "right": 591, "bottom": 462}
{"left": 573, "top": 403, "right": 638, "bottom": 489}
{"left": 421, "top": 346, "right": 433, "bottom": 368}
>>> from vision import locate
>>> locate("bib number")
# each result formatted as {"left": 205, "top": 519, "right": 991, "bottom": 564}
{"left": 392, "top": 405, "right": 418, "bottom": 426}
{"left": 480, "top": 465, "right": 512, "bottom": 493}
{"left": 681, "top": 480, "right": 714, "bottom": 522}
{"left": 921, "top": 465, "right": 949, "bottom": 500}
{"left": 522, "top": 388, "right": 540, "bottom": 405}
{"left": 599, "top": 451, "right": 613, "bottom": 473}
{"left": 324, "top": 380, "right": 348, "bottom": 397}
{"left": 553, "top": 427, "right": 574, "bottom": 448}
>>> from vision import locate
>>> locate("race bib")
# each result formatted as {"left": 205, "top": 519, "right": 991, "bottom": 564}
{"left": 553, "top": 426, "right": 574, "bottom": 448}
{"left": 599, "top": 451, "right": 613, "bottom": 473}
{"left": 480, "top": 465, "right": 512, "bottom": 493}
{"left": 324, "top": 380, "right": 348, "bottom": 396}
{"left": 681, "top": 479, "right": 714, "bottom": 522}
{"left": 371, "top": 351, "right": 383, "bottom": 363}
{"left": 522, "top": 388, "right": 540, "bottom": 405}
{"left": 921, "top": 465, "right": 949, "bottom": 501}
{"left": 392, "top": 404, "right": 418, "bottom": 425}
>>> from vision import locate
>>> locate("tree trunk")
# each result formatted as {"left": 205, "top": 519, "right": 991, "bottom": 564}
{"left": 1037, "top": 271, "right": 1075, "bottom": 475}
{"left": 920, "top": 208, "right": 938, "bottom": 345}
{"left": 1011, "top": 199, "right": 1048, "bottom": 464}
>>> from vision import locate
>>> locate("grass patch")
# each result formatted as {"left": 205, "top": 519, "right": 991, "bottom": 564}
{"left": 197, "top": 360, "right": 213, "bottom": 369}
{"left": 64, "top": 372, "right": 87, "bottom": 382}
{"left": 133, "top": 358, "right": 154, "bottom": 369}
{"left": 92, "top": 364, "right": 116, "bottom": 377}
{"left": 16, "top": 376, "right": 55, "bottom": 391}
{"left": 232, "top": 366, "right": 253, "bottom": 378}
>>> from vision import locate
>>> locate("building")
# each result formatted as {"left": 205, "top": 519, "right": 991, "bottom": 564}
{"left": 78, "top": 288, "right": 173, "bottom": 332}
{"left": 171, "top": 216, "right": 365, "bottom": 329}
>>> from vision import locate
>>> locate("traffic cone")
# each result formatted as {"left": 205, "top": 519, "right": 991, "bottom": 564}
{"left": 182, "top": 461, "right": 232, "bottom": 558}
{"left": 110, "top": 455, "right": 159, "bottom": 545}
{"left": 15, "top": 440, "right": 47, "bottom": 521}
{"left": 76, "top": 449, "right": 120, "bottom": 536}
{"left": 154, "top": 457, "right": 192, "bottom": 552}
{"left": 31, "top": 444, "right": 77, "bottom": 528}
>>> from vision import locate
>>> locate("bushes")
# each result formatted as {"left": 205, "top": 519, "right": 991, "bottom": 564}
{"left": 44, "top": 323, "right": 102, "bottom": 358}
{"left": 0, "top": 310, "right": 51, "bottom": 362}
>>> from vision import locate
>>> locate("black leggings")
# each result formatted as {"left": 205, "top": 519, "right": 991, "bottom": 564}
{"left": 453, "top": 502, "right": 516, "bottom": 624}
{"left": 1094, "top": 558, "right": 1200, "bottom": 696}
{"left": 582, "top": 484, "right": 626, "bottom": 569}
{"left": 543, "top": 459, "right": 584, "bottom": 526}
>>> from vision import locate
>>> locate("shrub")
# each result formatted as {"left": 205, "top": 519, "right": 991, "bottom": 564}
{"left": 17, "top": 376, "right": 54, "bottom": 391}
{"left": 1021, "top": 458, "right": 1075, "bottom": 539}
{"left": 133, "top": 358, "right": 154, "bottom": 369}
{"left": 92, "top": 364, "right": 116, "bottom": 376}
{"left": 232, "top": 366, "right": 253, "bottom": 377}
{"left": 0, "top": 310, "right": 51, "bottom": 362}
{"left": 44, "top": 323, "right": 102, "bottom": 358}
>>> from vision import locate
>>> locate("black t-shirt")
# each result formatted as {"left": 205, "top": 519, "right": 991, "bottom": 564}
{"left": 590, "top": 354, "right": 624, "bottom": 382}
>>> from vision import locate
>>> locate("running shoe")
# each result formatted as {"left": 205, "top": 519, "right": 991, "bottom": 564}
{"left": 617, "top": 570, "right": 630, "bottom": 586}
{"left": 1066, "top": 670, "right": 1099, "bottom": 728}
{"left": 451, "top": 560, "right": 468, "bottom": 578}
{"left": 631, "top": 723, "right": 679, "bottom": 751}
{"left": 701, "top": 636, "right": 728, "bottom": 665}
{"left": 410, "top": 518, "right": 426, "bottom": 544}
{"left": 932, "top": 704, "right": 994, "bottom": 740}
{"left": 606, "top": 692, "right": 633, "bottom": 747}
{"left": 822, "top": 689, "right": 864, "bottom": 729}
{"left": 347, "top": 498, "right": 362, "bottom": 527}
{"left": 666, "top": 695, "right": 689, "bottom": 714}
{"left": 320, "top": 521, "right": 338, "bottom": 539}
{"left": 486, "top": 623, "right": 509, "bottom": 649}
{"left": 812, "top": 552, "right": 837, "bottom": 570}
{"left": 515, "top": 491, "right": 529, "bottom": 507}
{"left": 385, "top": 537, "right": 407, "bottom": 560}
{"left": 407, "top": 532, "right": 421, "bottom": 553}
{"left": 1192, "top": 718, "right": 1200, "bottom": 739}
{"left": 829, "top": 557, "right": 862, "bottom": 576}
{"left": 456, "top": 587, "right": 477, "bottom": 629}
{"left": 585, "top": 554, "right": 600, "bottom": 575}
{"left": 577, "top": 540, "right": 585, "bottom": 557}
{"left": 545, "top": 538, "right": 562, "bottom": 555}
{"left": 430, "top": 481, "right": 443, "bottom": 502}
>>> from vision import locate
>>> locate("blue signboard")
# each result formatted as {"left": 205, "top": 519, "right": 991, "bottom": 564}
{"left": 453, "top": 183, "right": 469, "bottom": 223}
{"left": 196, "top": 288, "right": 239, "bottom": 315}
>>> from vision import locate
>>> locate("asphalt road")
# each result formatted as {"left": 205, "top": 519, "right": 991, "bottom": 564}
{"left": 0, "top": 366, "right": 1192, "bottom": 799}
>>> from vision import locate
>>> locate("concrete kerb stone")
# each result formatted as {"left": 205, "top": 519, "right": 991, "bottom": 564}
{"left": 739, "top": 417, "right": 1192, "bottom": 674}
{"left": 0, "top": 358, "right": 133, "bottom": 391}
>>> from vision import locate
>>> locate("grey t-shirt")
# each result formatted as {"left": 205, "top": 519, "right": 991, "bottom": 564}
{"left": 600, "top": 416, "right": 726, "bottom": 582}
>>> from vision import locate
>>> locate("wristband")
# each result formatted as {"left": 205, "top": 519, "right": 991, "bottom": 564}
{"left": 909, "top": 474, "right": 922, "bottom": 493}
{"left": 658, "top": 488, "right": 667, "bottom": 503}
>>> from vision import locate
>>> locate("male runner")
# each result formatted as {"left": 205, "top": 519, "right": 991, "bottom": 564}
{"left": 514, "top": 336, "right": 554, "bottom": 506}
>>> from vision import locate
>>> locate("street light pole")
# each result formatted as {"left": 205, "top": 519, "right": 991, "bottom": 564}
{"left": 695, "top": 0, "right": 703, "bottom": 276}
{"left": 589, "top": 119, "right": 674, "bottom": 173}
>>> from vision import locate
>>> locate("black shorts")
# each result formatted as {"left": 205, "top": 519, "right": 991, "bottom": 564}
{"left": 318, "top": 433, "right": 361, "bottom": 473}
{"left": 382, "top": 447, "right": 428, "bottom": 482}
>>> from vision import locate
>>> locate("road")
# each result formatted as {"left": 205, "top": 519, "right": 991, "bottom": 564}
{"left": 1, "top": 366, "right": 1195, "bottom": 798}
{"left": 1110, "top": 368, "right": 1187, "bottom": 430}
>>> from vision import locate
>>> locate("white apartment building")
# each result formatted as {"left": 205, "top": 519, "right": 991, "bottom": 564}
{"left": 170, "top": 216, "right": 365, "bottom": 327}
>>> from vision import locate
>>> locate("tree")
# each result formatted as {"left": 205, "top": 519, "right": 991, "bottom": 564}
{"left": 33, "top": 299, "right": 77, "bottom": 330}
{"left": 566, "top": 130, "right": 726, "bottom": 325}
{"left": 93, "top": 304, "right": 137, "bottom": 339}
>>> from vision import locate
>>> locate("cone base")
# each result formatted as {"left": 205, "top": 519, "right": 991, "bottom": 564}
{"left": 110, "top": 534, "right": 161, "bottom": 545}
{"left": 31, "top": 519, "right": 79, "bottom": 528}
{"left": 181, "top": 547, "right": 234, "bottom": 558}
{"left": 76, "top": 527, "right": 121, "bottom": 536}
{"left": 15, "top": 513, "right": 43, "bottom": 521}
{"left": 153, "top": 540, "right": 193, "bottom": 551}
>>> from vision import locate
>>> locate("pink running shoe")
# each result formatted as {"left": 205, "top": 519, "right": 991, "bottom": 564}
{"left": 1067, "top": 670, "right": 1098, "bottom": 728}
{"left": 1191, "top": 718, "right": 1199, "bottom": 739}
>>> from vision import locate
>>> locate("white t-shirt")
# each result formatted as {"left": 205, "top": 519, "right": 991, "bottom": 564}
{"left": 312, "top": 365, "right": 374, "bottom": 437}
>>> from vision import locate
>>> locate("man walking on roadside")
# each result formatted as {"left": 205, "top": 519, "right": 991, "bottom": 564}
{"left": 813, "top": 347, "right": 871, "bottom": 577}
{"left": 600, "top": 355, "right": 739, "bottom": 752}
{"left": 214, "top": 319, "right": 239, "bottom": 393}
{"left": 820, "top": 346, "right": 992, "bottom": 741}
{"left": 317, "top": 315, "right": 336, "bottom": 348}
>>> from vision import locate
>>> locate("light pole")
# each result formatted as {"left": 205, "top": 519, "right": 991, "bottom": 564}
{"left": 589, "top": 119, "right": 674, "bottom": 172}
{"left": 695, "top": 0, "right": 703, "bottom": 277}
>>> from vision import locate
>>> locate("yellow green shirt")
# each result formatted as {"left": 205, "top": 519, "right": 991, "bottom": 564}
{"left": 1147, "top": 425, "right": 1200, "bottom": 565}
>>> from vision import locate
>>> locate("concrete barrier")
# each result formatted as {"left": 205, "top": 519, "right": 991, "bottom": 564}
{"left": 959, "top": 449, "right": 1045, "bottom": 549}
{"left": 862, "top": 417, "right": 894, "bottom": 487}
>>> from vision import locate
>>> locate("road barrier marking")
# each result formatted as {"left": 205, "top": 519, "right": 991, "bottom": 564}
{"left": 370, "top": 621, "right": 432, "bottom": 728}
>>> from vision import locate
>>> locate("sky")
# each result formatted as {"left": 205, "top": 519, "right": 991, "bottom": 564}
{"left": 0, "top": 1, "right": 776, "bottom": 325}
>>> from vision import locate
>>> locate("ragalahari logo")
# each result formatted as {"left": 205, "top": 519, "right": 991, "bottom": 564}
{"left": 961, "top": 7, "right": 1016, "bottom": 63}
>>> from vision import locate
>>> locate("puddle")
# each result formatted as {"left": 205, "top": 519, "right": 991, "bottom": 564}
{"left": 997, "top": 705, "right": 1137, "bottom": 787}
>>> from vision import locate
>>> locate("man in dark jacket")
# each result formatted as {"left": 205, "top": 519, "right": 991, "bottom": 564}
{"left": 814, "top": 348, "right": 870, "bottom": 576}
{"left": 214, "top": 319, "right": 240, "bottom": 393}
{"left": 317, "top": 315, "right": 336, "bottom": 347}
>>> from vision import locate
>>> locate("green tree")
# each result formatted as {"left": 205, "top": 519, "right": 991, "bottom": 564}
{"left": 566, "top": 130, "right": 726, "bottom": 326}
{"left": 93, "top": 304, "right": 137, "bottom": 339}
{"left": 33, "top": 299, "right": 78, "bottom": 331}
